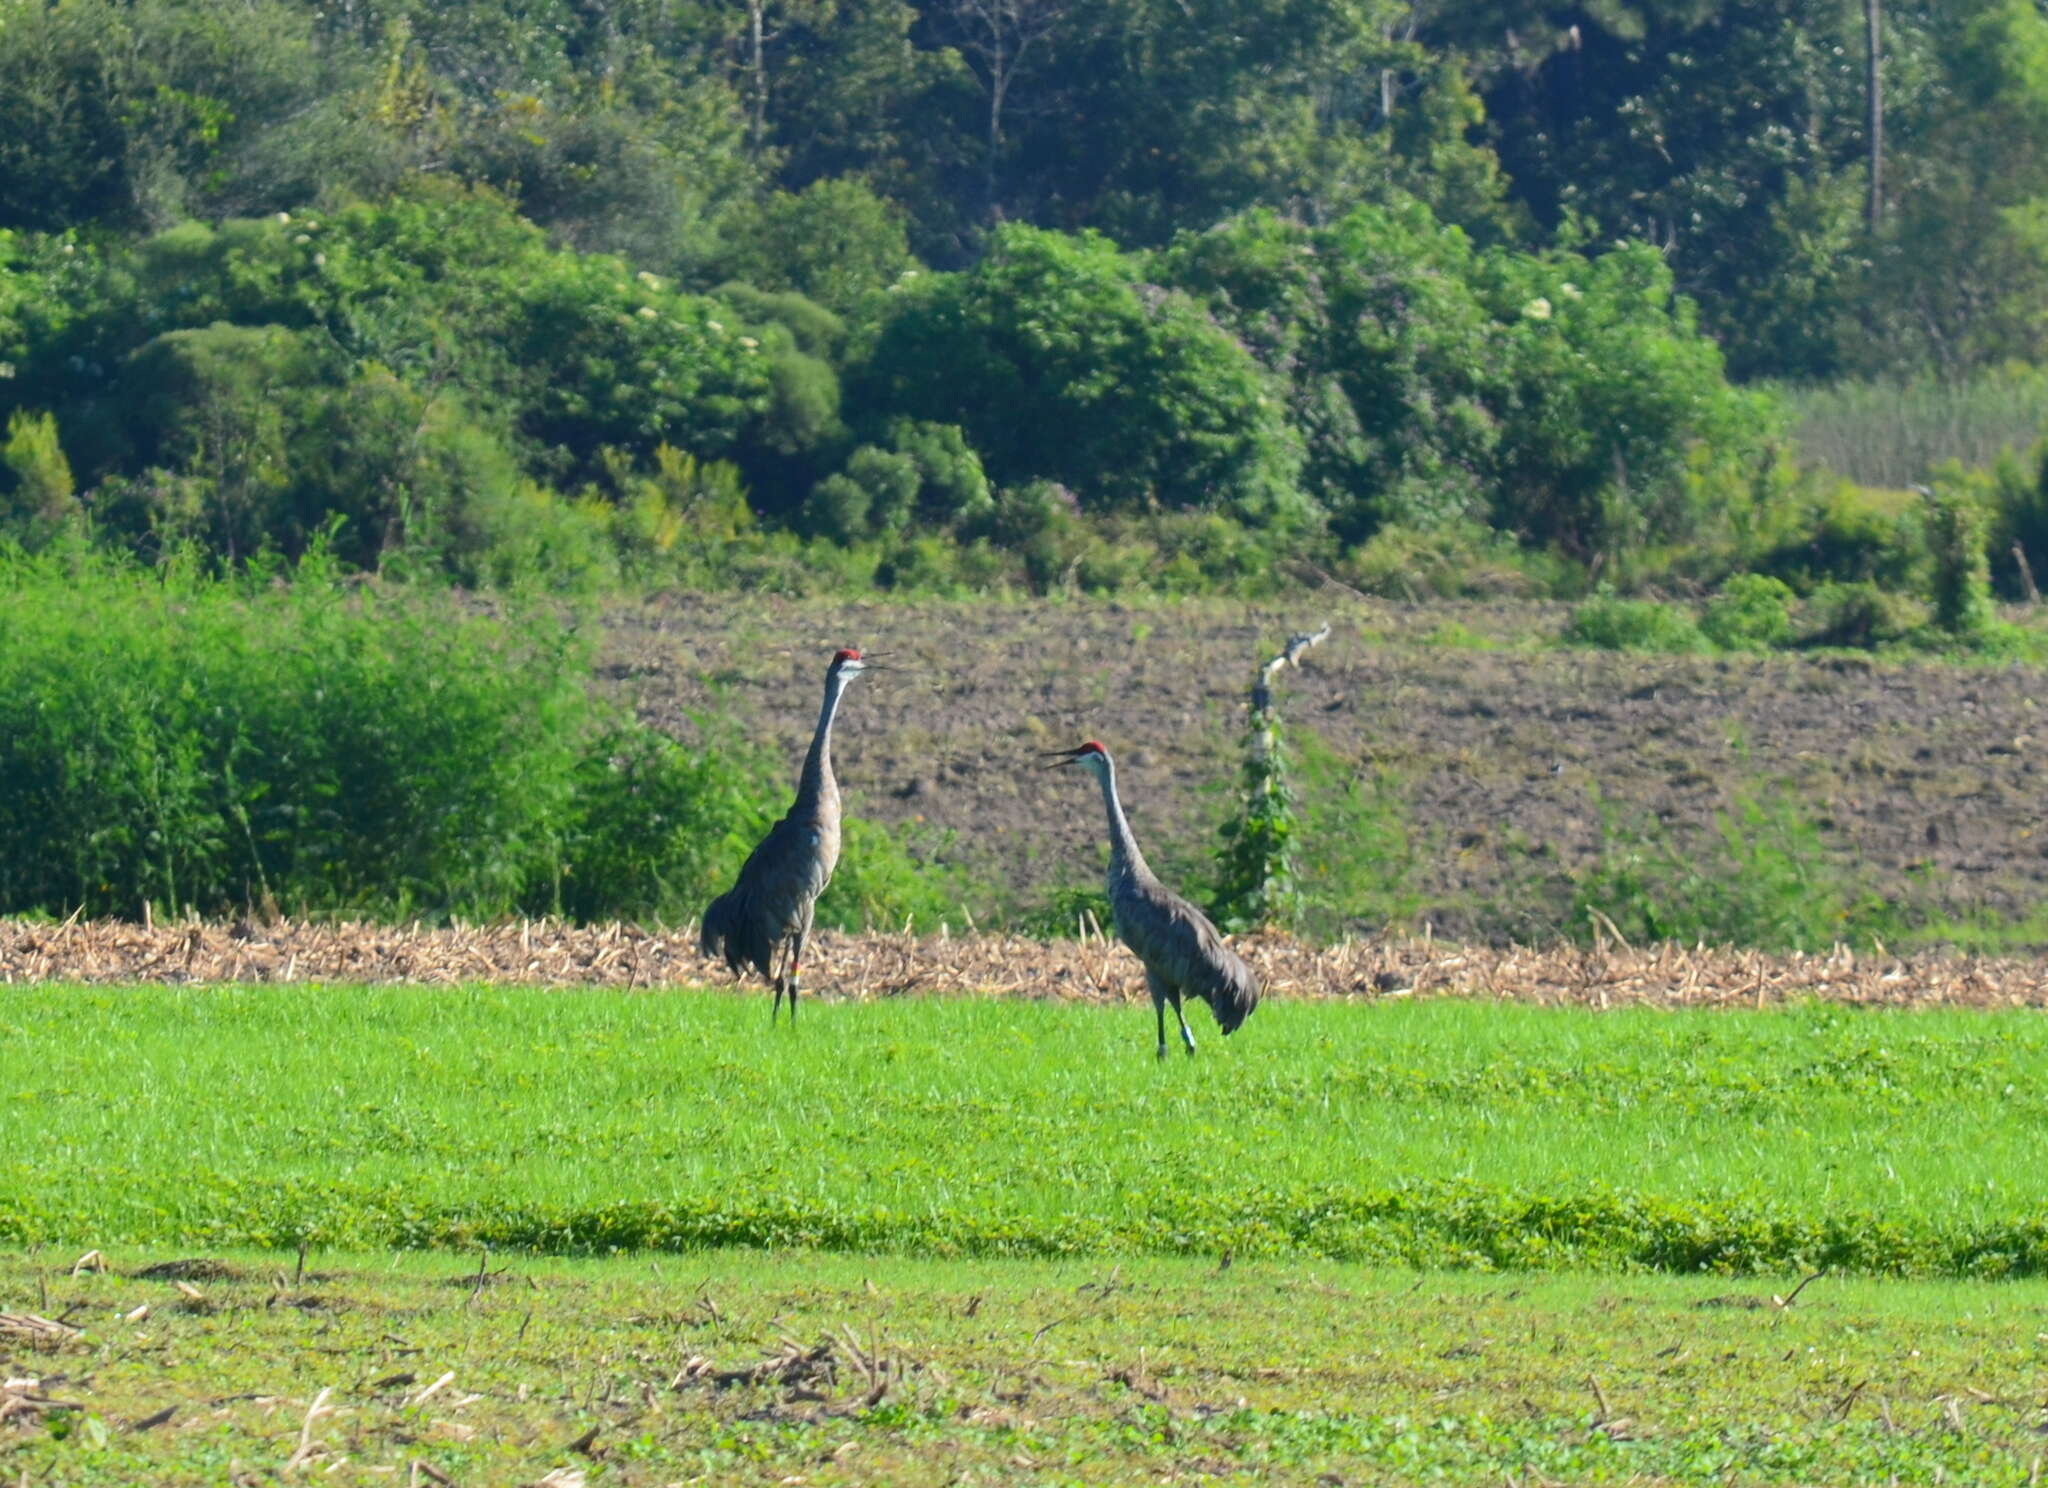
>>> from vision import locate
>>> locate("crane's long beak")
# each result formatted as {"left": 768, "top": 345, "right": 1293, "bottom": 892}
{"left": 1039, "top": 747, "right": 1088, "bottom": 770}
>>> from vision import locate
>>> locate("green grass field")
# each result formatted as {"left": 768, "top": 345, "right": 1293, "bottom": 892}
{"left": 5, "top": 987, "right": 2048, "bottom": 1275}
{"left": 5, "top": 1250, "right": 2046, "bottom": 1485}
{"left": 7, "top": 985, "right": 2048, "bottom": 1484}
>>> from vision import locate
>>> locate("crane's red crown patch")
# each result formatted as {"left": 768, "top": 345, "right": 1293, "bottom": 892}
{"left": 1081, "top": 740, "right": 1106, "bottom": 754}
{"left": 834, "top": 647, "right": 862, "bottom": 662}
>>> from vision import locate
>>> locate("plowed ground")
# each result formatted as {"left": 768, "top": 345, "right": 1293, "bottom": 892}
{"left": 603, "top": 593, "right": 2048, "bottom": 940}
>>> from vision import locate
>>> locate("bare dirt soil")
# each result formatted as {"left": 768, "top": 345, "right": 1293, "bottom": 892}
{"left": 602, "top": 592, "right": 2048, "bottom": 940}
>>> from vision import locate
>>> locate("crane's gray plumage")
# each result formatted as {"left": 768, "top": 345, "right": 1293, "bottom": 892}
{"left": 1050, "top": 740, "right": 1260, "bottom": 1057}
{"left": 700, "top": 647, "right": 868, "bottom": 1020}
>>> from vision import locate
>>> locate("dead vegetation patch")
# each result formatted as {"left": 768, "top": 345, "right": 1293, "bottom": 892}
{"left": 2, "top": 917, "right": 2046, "bottom": 1008}
{"left": 131, "top": 1258, "right": 241, "bottom": 1283}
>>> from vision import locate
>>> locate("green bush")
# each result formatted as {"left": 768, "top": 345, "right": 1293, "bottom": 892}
{"left": 886, "top": 419, "right": 992, "bottom": 525}
{"left": 860, "top": 225, "right": 1305, "bottom": 519}
{"left": 1800, "top": 580, "right": 1925, "bottom": 649}
{"left": 1700, "top": 574, "right": 1796, "bottom": 651}
{"left": 1925, "top": 473, "right": 1997, "bottom": 638}
{"left": 1288, "top": 734, "right": 1420, "bottom": 940}
{"left": 1159, "top": 203, "right": 1779, "bottom": 557}
{"left": 1212, "top": 696, "right": 1302, "bottom": 934}
{"left": 0, "top": 549, "right": 953, "bottom": 926}
{"left": 711, "top": 179, "right": 913, "bottom": 314}
{"left": 1759, "top": 482, "right": 1927, "bottom": 591}
{"left": 1573, "top": 788, "right": 1897, "bottom": 952}
{"left": 0, "top": 409, "right": 79, "bottom": 544}
{"left": 1340, "top": 520, "right": 1566, "bottom": 599}
{"left": 0, "top": 548, "right": 589, "bottom": 918}
{"left": 1982, "top": 444, "right": 2048, "bottom": 599}
{"left": 1562, "top": 594, "right": 1710, "bottom": 653}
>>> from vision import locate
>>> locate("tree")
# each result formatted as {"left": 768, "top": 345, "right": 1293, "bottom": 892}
{"left": 927, "top": 0, "right": 1070, "bottom": 214}
{"left": 859, "top": 224, "right": 1304, "bottom": 517}
{"left": 1847, "top": 0, "right": 2048, "bottom": 373}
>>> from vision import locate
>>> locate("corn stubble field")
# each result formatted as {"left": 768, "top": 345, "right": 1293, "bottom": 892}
{"left": 8, "top": 598, "right": 2048, "bottom": 1485}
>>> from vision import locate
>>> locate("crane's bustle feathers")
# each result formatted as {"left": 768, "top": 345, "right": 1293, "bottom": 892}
{"left": 1113, "top": 879, "right": 1259, "bottom": 1034}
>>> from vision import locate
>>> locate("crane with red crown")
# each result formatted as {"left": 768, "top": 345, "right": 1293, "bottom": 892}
{"left": 700, "top": 647, "right": 871, "bottom": 1021}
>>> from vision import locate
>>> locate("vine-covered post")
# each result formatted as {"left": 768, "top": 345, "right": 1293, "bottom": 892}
{"left": 1216, "top": 622, "right": 1330, "bottom": 932}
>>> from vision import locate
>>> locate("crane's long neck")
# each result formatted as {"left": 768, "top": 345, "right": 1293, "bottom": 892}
{"left": 1094, "top": 760, "right": 1150, "bottom": 882}
{"left": 797, "top": 671, "right": 848, "bottom": 807}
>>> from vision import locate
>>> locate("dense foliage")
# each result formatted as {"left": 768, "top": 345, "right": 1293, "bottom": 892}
{"left": 1, "top": 0, "right": 2046, "bottom": 603}
{"left": 0, "top": 547, "right": 954, "bottom": 925}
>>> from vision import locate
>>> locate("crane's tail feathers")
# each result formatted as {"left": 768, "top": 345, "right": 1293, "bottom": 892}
{"left": 700, "top": 886, "right": 776, "bottom": 983}
{"left": 1205, "top": 960, "right": 1261, "bottom": 1036}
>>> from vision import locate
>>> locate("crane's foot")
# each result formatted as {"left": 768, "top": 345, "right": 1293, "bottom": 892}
{"left": 1182, "top": 1037, "right": 1197, "bottom": 1058}
{"left": 1155, "top": 1041, "right": 1168, "bottom": 1060}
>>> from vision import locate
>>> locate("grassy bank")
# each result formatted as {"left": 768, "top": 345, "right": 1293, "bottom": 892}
{"left": 5, "top": 1250, "right": 2046, "bottom": 1485}
{"left": 5, "top": 987, "right": 2046, "bottom": 1275}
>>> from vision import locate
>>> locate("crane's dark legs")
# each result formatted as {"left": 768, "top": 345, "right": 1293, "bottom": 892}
{"left": 1146, "top": 970, "right": 1169, "bottom": 1059}
{"left": 1170, "top": 989, "right": 1197, "bottom": 1057}
{"left": 786, "top": 929, "right": 807, "bottom": 1024}
{"left": 771, "top": 939, "right": 793, "bottom": 1022}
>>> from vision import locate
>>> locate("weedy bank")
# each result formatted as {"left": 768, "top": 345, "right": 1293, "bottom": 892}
{"left": 4, "top": 1250, "right": 2046, "bottom": 1486}
{"left": 6, "top": 987, "right": 2048, "bottom": 1276}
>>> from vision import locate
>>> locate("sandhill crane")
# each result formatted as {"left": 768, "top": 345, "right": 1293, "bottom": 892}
{"left": 1048, "top": 740, "right": 1260, "bottom": 1057}
{"left": 700, "top": 647, "right": 870, "bottom": 1021}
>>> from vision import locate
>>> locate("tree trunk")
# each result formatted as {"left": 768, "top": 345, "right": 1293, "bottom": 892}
{"left": 1865, "top": 0, "right": 1883, "bottom": 230}
{"left": 747, "top": 0, "right": 768, "bottom": 156}
{"left": 986, "top": 21, "right": 1006, "bottom": 214}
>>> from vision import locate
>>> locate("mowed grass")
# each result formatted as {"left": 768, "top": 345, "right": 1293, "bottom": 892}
{"left": 5, "top": 1250, "right": 2048, "bottom": 1485}
{"left": 5, "top": 987, "right": 2048, "bottom": 1275}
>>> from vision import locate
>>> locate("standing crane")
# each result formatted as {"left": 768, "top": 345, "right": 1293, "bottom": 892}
{"left": 1048, "top": 740, "right": 1260, "bottom": 1057}
{"left": 700, "top": 647, "right": 871, "bottom": 1021}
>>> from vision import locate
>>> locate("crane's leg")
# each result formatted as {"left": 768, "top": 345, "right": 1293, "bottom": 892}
{"left": 786, "top": 929, "right": 807, "bottom": 1025}
{"left": 770, "top": 940, "right": 792, "bottom": 1022}
{"left": 1171, "top": 989, "right": 1197, "bottom": 1057}
{"left": 1145, "top": 970, "right": 1169, "bottom": 1059}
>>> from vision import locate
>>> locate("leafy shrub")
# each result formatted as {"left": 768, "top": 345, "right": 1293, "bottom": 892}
{"left": 714, "top": 283, "right": 846, "bottom": 361}
{"left": 1759, "top": 482, "right": 1927, "bottom": 591}
{"left": 1563, "top": 594, "right": 1710, "bottom": 653}
{"left": 1288, "top": 734, "right": 1420, "bottom": 940}
{"left": 1212, "top": 695, "right": 1302, "bottom": 934}
{"left": 1573, "top": 788, "right": 1896, "bottom": 951}
{"left": 886, "top": 419, "right": 992, "bottom": 524}
{"left": 1159, "top": 203, "right": 1778, "bottom": 557}
{"left": 1015, "top": 884, "right": 1117, "bottom": 940}
{"left": 815, "top": 818, "right": 971, "bottom": 934}
{"left": 0, "top": 549, "right": 952, "bottom": 926}
{"left": 860, "top": 225, "right": 1305, "bottom": 519}
{"left": 1700, "top": 574, "right": 1796, "bottom": 651}
{"left": 1924, "top": 473, "right": 1996, "bottom": 637}
{"left": 1341, "top": 520, "right": 1566, "bottom": 599}
{"left": 0, "top": 409, "right": 79, "bottom": 543}
{"left": 711, "top": 179, "right": 913, "bottom": 314}
{"left": 1800, "top": 580, "right": 1925, "bottom": 649}
{"left": 1979, "top": 444, "right": 2048, "bottom": 599}
{"left": 1157, "top": 204, "right": 1496, "bottom": 538}
{"left": 0, "top": 548, "right": 590, "bottom": 918}
{"left": 1477, "top": 241, "right": 1782, "bottom": 563}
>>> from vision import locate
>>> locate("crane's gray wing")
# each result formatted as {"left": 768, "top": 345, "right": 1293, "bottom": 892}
{"left": 1114, "top": 885, "right": 1260, "bottom": 1034}
{"left": 700, "top": 808, "right": 839, "bottom": 978}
